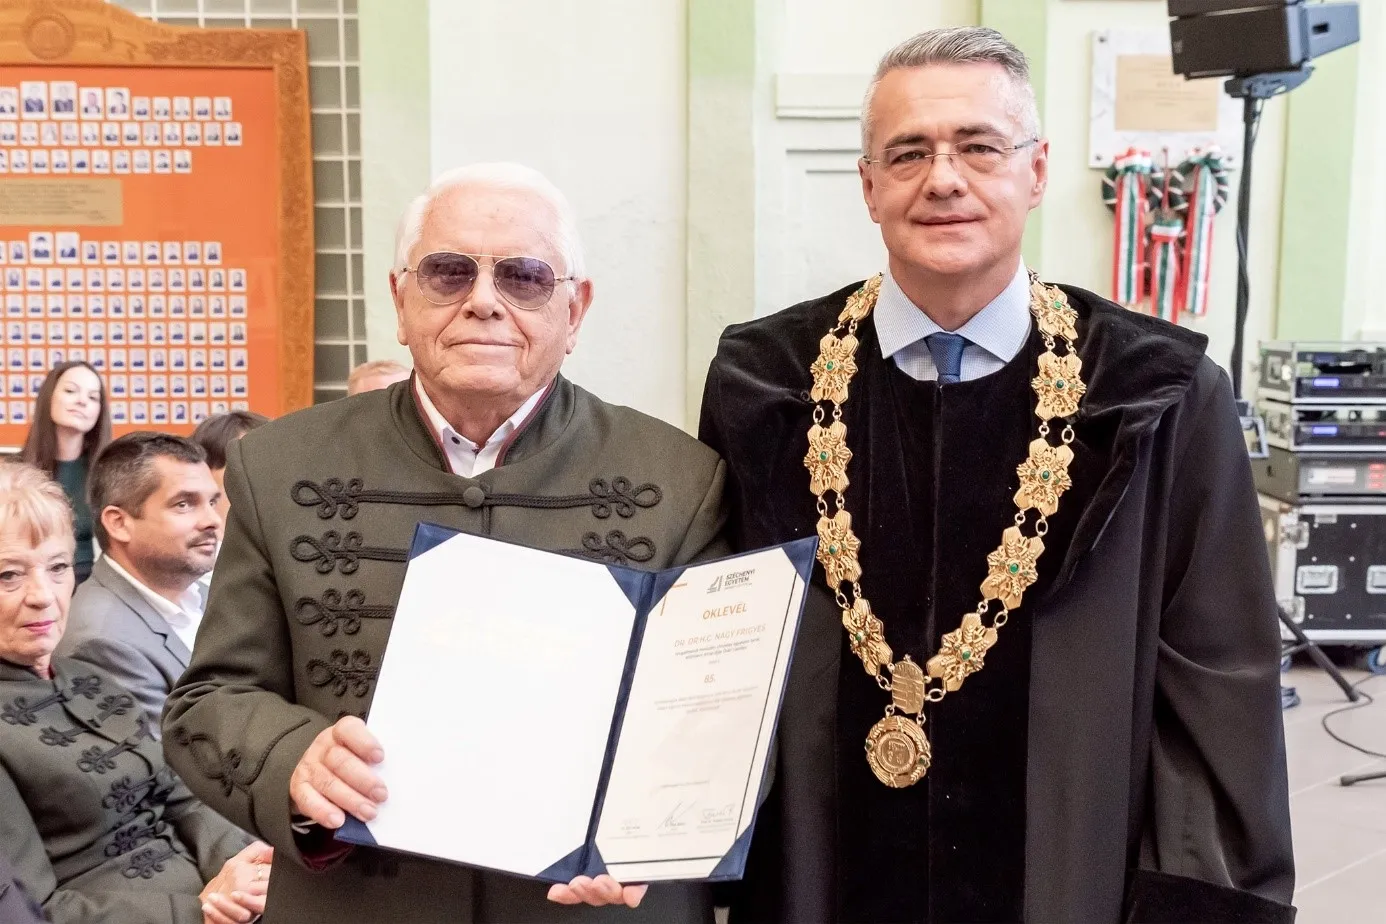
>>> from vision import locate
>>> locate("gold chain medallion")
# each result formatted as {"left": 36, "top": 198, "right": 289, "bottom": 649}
{"left": 804, "top": 272, "right": 1084, "bottom": 787}
{"left": 866, "top": 715, "right": 932, "bottom": 788}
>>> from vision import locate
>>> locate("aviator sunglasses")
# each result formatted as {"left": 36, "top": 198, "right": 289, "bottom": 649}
{"left": 399, "top": 251, "right": 578, "bottom": 311}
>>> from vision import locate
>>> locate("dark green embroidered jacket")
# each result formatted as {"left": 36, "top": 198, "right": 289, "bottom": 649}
{"left": 0, "top": 657, "right": 248, "bottom": 923}
{"left": 162, "top": 376, "right": 727, "bottom": 924}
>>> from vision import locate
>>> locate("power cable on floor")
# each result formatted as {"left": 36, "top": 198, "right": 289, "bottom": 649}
{"left": 1320, "top": 672, "right": 1386, "bottom": 761}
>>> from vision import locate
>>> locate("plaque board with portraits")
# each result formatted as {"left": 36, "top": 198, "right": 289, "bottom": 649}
{"left": 0, "top": 0, "right": 311, "bottom": 443}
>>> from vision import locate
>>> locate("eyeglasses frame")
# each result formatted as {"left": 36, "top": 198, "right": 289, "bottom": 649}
{"left": 860, "top": 137, "right": 1041, "bottom": 178}
{"left": 397, "top": 251, "right": 581, "bottom": 311}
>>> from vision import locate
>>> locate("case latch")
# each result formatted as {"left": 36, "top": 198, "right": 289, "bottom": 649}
{"left": 1296, "top": 565, "right": 1339, "bottom": 594}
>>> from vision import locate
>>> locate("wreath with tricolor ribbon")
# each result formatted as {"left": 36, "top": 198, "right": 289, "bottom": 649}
{"left": 1173, "top": 147, "right": 1231, "bottom": 318}
{"left": 1101, "top": 146, "right": 1228, "bottom": 322}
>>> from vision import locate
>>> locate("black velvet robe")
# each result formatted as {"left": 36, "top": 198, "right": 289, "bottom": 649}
{"left": 699, "top": 282, "right": 1295, "bottom": 924}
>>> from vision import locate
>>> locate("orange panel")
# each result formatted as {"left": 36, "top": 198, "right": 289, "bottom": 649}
{"left": 0, "top": 64, "right": 282, "bottom": 440}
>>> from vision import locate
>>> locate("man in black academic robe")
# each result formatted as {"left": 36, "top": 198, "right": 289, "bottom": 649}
{"left": 699, "top": 27, "right": 1294, "bottom": 924}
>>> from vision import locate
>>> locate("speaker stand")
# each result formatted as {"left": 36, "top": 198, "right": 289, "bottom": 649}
{"left": 1224, "top": 67, "right": 1313, "bottom": 399}
{"left": 1280, "top": 605, "right": 1362, "bottom": 704}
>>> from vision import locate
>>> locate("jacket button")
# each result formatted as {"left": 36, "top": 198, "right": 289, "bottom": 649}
{"left": 462, "top": 485, "right": 486, "bottom": 509}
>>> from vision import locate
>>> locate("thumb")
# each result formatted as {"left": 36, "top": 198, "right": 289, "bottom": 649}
{"left": 624, "top": 884, "right": 649, "bottom": 908}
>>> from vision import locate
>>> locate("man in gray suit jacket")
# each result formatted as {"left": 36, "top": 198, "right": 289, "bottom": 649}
{"left": 58, "top": 432, "right": 223, "bottom": 732}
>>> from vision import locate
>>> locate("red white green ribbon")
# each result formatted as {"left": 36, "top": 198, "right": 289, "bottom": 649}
{"left": 1103, "top": 149, "right": 1155, "bottom": 308}
{"left": 1175, "top": 147, "right": 1229, "bottom": 318}
{"left": 1148, "top": 214, "right": 1184, "bottom": 323}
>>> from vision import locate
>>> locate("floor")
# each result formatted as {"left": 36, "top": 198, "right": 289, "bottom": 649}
{"left": 1283, "top": 663, "right": 1386, "bottom": 922}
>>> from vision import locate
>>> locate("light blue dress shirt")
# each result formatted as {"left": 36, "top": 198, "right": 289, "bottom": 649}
{"left": 873, "top": 263, "right": 1033, "bottom": 382}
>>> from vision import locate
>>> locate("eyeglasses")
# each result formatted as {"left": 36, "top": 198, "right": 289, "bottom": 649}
{"left": 398, "top": 251, "right": 578, "bottom": 311}
{"left": 862, "top": 138, "right": 1039, "bottom": 182}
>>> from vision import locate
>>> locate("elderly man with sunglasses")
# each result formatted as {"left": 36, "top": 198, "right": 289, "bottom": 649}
{"left": 700, "top": 28, "right": 1294, "bottom": 924}
{"left": 164, "top": 163, "right": 726, "bottom": 924}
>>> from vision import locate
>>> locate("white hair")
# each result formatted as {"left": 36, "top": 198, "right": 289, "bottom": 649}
{"left": 392, "top": 162, "right": 586, "bottom": 277}
{"left": 861, "top": 27, "right": 1042, "bottom": 156}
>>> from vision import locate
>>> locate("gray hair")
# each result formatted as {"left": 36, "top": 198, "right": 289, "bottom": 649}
{"left": 861, "top": 27, "right": 1042, "bottom": 155}
{"left": 392, "top": 163, "right": 586, "bottom": 278}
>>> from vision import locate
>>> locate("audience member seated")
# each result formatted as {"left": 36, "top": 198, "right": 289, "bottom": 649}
{"left": 56, "top": 434, "right": 222, "bottom": 732}
{"left": 191, "top": 411, "right": 269, "bottom": 522}
{"left": 346, "top": 358, "right": 411, "bottom": 396}
{"left": 20, "top": 362, "right": 111, "bottom": 585}
{"left": 0, "top": 461, "right": 269, "bottom": 924}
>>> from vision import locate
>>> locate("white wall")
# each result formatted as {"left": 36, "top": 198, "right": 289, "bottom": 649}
{"left": 408, "top": 0, "right": 1300, "bottom": 426}
{"left": 1039, "top": 0, "right": 1286, "bottom": 386}
{"left": 427, "top": 0, "right": 688, "bottom": 425}
{"left": 749, "top": 0, "right": 1287, "bottom": 386}
{"left": 781, "top": 0, "right": 980, "bottom": 73}
{"left": 753, "top": 0, "right": 980, "bottom": 318}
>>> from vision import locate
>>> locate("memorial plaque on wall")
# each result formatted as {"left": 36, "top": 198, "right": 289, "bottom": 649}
{"left": 0, "top": 0, "right": 311, "bottom": 443}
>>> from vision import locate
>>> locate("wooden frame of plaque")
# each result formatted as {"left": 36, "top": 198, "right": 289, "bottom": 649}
{"left": 0, "top": 0, "right": 312, "bottom": 437}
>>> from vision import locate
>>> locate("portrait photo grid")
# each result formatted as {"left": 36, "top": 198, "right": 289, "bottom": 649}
{"left": 0, "top": 230, "right": 252, "bottom": 427}
{"left": 0, "top": 81, "right": 244, "bottom": 175}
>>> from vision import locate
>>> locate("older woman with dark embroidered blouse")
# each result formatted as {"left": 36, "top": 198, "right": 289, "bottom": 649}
{"left": 0, "top": 461, "right": 271, "bottom": 924}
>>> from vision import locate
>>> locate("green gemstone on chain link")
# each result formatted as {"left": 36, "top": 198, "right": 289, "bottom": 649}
{"left": 808, "top": 275, "right": 1086, "bottom": 790}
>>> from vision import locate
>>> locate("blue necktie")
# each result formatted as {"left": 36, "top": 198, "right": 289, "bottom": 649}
{"left": 925, "top": 332, "right": 968, "bottom": 385}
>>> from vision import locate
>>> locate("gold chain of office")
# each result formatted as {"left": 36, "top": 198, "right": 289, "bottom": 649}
{"left": 803, "top": 271, "right": 1085, "bottom": 787}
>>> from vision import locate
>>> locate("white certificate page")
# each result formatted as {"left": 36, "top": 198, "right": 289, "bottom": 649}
{"left": 358, "top": 531, "right": 638, "bottom": 877}
{"left": 594, "top": 547, "right": 806, "bottom": 881}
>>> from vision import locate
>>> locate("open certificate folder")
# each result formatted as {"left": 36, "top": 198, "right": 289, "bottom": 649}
{"left": 335, "top": 524, "right": 816, "bottom": 883}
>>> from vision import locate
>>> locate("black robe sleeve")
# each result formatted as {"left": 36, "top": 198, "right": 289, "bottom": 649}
{"left": 697, "top": 359, "right": 737, "bottom": 537}
{"left": 1128, "top": 361, "right": 1296, "bottom": 923}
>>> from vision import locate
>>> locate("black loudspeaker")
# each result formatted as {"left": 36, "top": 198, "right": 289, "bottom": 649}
{"left": 1169, "top": 1, "right": 1360, "bottom": 79}
{"left": 1168, "top": 0, "right": 1294, "bottom": 13}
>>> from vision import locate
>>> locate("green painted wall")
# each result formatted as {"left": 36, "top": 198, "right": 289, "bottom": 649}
{"left": 358, "top": 0, "right": 431, "bottom": 363}
{"left": 1276, "top": 47, "right": 1360, "bottom": 341}
{"left": 685, "top": 0, "right": 759, "bottom": 425}
{"left": 359, "top": 0, "right": 1370, "bottom": 398}
{"left": 981, "top": 0, "right": 1048, "bottom": 268}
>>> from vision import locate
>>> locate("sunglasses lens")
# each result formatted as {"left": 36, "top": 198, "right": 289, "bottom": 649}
{"left": 416, "top": 252, "right": 478, "bottom": 303}
{"left": 494, "top": 257, "right": 557, "bottom": 309}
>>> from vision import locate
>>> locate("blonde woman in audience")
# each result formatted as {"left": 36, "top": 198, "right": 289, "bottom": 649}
{"left": 0, "top": 462, "right": 271, "bottom": 924}
{"left": 20, "top": 362, "right": 111, "bottom": 584}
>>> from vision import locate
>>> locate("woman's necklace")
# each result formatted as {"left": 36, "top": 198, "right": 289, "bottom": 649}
{"left": 804, "top": 271, "right": 1084, "bottom": 787}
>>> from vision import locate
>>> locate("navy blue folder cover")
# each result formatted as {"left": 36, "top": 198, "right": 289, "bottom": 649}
{"left": 335, "top": 523, "right": 818, "bottom": 884}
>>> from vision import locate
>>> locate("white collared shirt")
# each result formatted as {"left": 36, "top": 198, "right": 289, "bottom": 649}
{"left": 413, "top": 379, "right": 547, "bottom": 477}
{"left": 873, "top": 262, "right": 1033, "bottom": 382}
{"left": 102, "top": 555, "right": 205, "bottom": 653}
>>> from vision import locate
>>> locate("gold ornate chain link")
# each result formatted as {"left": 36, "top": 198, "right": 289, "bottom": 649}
{"left": 803, "top": 272, "right": 1084, "bottom": 787}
